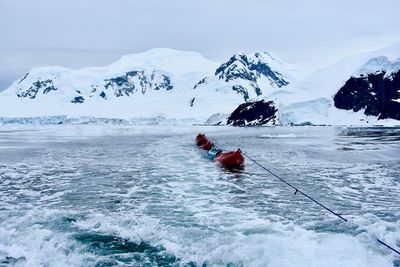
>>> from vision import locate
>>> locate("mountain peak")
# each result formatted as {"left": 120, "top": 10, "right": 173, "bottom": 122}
{"left": 111, "top": 48, "right": 218, "bottom": 75}
{"left": 0, "top": 48, "right": 292, "bottom": 121}
{"left": 214, "top": 51, "right": 289, "bottom": 87}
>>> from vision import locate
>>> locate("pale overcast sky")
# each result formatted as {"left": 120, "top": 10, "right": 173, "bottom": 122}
{"left": 1, "top": 0, "right": 400, "bottom": 90}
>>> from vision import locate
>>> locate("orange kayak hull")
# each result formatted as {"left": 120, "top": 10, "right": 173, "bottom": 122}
{"left": 215, "top": 149, "right": 245, "bottom": 168}
{"left": 196, "top": 133, "right": 245, "bottom": 168}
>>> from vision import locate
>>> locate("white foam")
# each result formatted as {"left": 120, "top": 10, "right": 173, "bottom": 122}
{"left": 0, "top": 209, "right": 85, "bottom": 267}
{"left": 259, "top": 133, "right": 297, "bottom": 138}
{"left": 0, "top": 125, "right": 398, "bottom": 266}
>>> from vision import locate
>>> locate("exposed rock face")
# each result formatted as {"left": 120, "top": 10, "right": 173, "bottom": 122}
{"left": 215, "top": 53, "right": 288, "bottom": 87}
{"left": 16, "top": 79, "right": 57, "bottom": 99}
{"left": 104, "top": 70, "right": 173, "bottom": 97}
{"left": 227, "top": 100, "right": 278, "bottom": 126}
{"left": 193, "top": 78, "right": 206, "bottom": 89}
{"left": 334, "top": 58, "right": 400, "bottom": 120}
{"left": 71, "top": 96, "right": 85, "bottom": 103}
{"left": 193, "top": 52, "right": 290, "bottom": 102}
{"left": 232, "top": 85, "right": 250, "bottom": 101}
{"left": 99, "top": 91, "right": 107, "bottom": 99}
{"left": 14, "top": 69, "right": 174, "bottom": 104}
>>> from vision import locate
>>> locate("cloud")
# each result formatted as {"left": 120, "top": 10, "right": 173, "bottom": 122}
{"left": 1, "top": 0, "right": 400, "bottom": 89}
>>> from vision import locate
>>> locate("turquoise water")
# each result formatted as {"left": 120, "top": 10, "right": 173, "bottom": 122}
{"left": 0, "top": 125, "right": 399, "bottom": 266}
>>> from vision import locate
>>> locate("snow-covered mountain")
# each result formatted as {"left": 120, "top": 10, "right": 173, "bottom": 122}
{"left": 0, "top": 49, "right": 218, "bottom": 121}
{"left": 0, "top": 48, "right": 292, "bottom": 123}
{"left": 187, "top": 52, "right": 294, "bottom": 120}
{"left": 334, "top": 57, "right": 400, "bottom": 120}
{"left": 193, "top": 52, "right": 290, "bottom": 101}
{"left": 262, "top": 42, "right": 400, "bottom": 126}
{"left": 0, "top": 44, "right": 399, "bottom": 126}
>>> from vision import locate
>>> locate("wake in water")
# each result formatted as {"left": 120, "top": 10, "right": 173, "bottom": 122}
{"left": 0, "top": 125, "right": 399, "bottom": 266}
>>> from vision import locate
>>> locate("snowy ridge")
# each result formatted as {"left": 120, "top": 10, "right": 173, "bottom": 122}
{"left": 3, "top": 48, "right": 218, "bottom": 103}
{"left": 355, "top": 56, "right": 400, "bottom": 78}
{"left": 1, "top": 44, "right": 400, "bottom": 125}
{"left": 0, "top": 48, "right": 220, "bottom": 120}
{"left": 109, "top": 48, "right": 215, "bottom": 74}
{"left": 188, "top": 51, "right": 292, "bottom": 118}
{"left": 193, "top": 52, "right": 291, "bottom": 102}
{"left": 0, "top": 48, "right": 293, "bottom": 123}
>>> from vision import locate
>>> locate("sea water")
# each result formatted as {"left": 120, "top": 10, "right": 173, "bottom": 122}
{"left": 0, "top": 125, "right": 399, "bottom": 267}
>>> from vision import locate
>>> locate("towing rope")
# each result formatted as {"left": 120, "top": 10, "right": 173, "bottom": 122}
{"left": 239, "top": 150, "right": 400, "bottom": 256}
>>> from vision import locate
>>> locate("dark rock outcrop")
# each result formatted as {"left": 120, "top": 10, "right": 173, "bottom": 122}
{"left": 193, "top": 78, "right": 207, "bottom": 89}
{"left": 216, "top": 54, "right": 257, "bottom": 82}
{"left": 104, "top": 70, "right": 173, "bottom": 97}
{"left": 227, "top": 100, "right": 278, "bottom": 126}
{"left": 215, "top": 53, "right": 288, "bottom": 87}
{"left": 71, "top": 96, "right": 85, "bottom": 103}
{"left": 16, "top": 79, "right": 57, "bottom": 99}
{"left": 232, "top": 85, "right": 250, "bottom": 101}
{"left": 334, "top": 70, "right": 400, "bottom": 120}
{"left": 99, "top": 91, "right": 107, "bottom": 99}
{"left": 17, "top": 73, "right": 29, "bottom": 84}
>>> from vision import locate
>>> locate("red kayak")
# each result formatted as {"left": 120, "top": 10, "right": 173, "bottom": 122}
{"left": 196, "top": 133, "right": 208, "bottom": 146}
{"left": 200, "top": 141, "right": 214, "bottom": 150}
{"left": 196, "top": 133, "right": 245, "bottom": 168}
{"left": 196, "top": 134, "right": 214, "bottom": 150}
{"left": 215, "top": 149, "right": 245, "bottom": 168}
